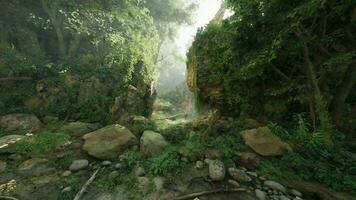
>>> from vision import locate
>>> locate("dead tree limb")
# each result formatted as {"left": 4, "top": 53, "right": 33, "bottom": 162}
{"left": 73, "top": 168, "right": 100, "bottom": 200}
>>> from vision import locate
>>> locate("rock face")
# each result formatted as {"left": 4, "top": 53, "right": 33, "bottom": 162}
{"left": 140, "top": 131, "right": 168, "bottom": 156}
{"left": 0, "top": 113, "right": 42, "bottom": 132}
{"left": 17, "top": 158, "right": 54, "bottom": 177}
{"left": 240, "top": 127, "right": 291, "bottom": 156}
{"left": 209, "top": 160, "right": 226, "bottom": 181}
{"left": 82, "top": 124, "right": 137, "bottom": 160}
{"left": 61, "top": 122, "right": 101, "bottom": 137}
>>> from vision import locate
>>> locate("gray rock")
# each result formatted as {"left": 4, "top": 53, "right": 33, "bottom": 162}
{"left": 140, "top": 131, "right": 168, "bottom": 156}
{"left": 195, "top": 161, "right": 204, "bottom": 169}
{"left": 115, "top": 163, "right": 123, "bottom": 169}
{"left": 280, "top": 196, "right": 291, "bottom": 200}
{"left": 102, "top": 161, "right": 112, "bottom": 166}
{"left": 62, "top": 187, "right": 72, "bottom": 193}
{"left": 9, "top": 153, "right": 23, "bottom": 161}
{"left": 61, "top": 170, "right": 72, "bottom": 177}
{"left": 69, "top": 159, "right": 89, "bottom": 171}
{"left": 228, "top": 168, "right": 252, "bottom": 182}
{"left": 247, "top": 171, "right": 258, "bottom": 177}
{"left": 228, "top": 179, "right": 240, "bottom": 187}
{"left": 255, "top": 189, "right": 266, "bottom": 200}
{"left": 0, "top": 160, "right": 7, "bottom": 173}
{"left": 290, "top": 189, "right": 302, "bottom": 197}
{"left": 264, "top": 180, "right": 287, "bottom": 193}
{"left": 18, "top": 158, "right": 54, "bottom": 177}
{"left": 153, "top": 176, "right": 165, "bottom": 190}
{"left": 209, "top": 160, "right": 226, "bottom": 181}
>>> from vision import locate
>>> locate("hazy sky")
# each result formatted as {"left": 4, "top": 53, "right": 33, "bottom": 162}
{"left": 175, "top": 0, "right": 223, "bottom": 54}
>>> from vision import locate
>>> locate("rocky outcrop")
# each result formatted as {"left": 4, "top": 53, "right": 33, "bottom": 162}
{"left": 140, "top": 130, "right": 168, "bottom": 156}
{"left": 240, "top": 127, "right": 291, "bottom": 156}
{"left": 0, "top": 113, "right": 42, "bottom": 132}
{"left": 82, "top": 124, "right": 137, "bottom": 160}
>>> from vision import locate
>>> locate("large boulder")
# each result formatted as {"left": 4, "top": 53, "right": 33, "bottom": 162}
{"left": 140, "top": 131, "right": 168, "bottom": 156}
{"left": 82, "top": 124, "right": 137, "bottom": 160}
{"left": 0, "top": 113, "right": 42, "bottom": 132}
{"left": 61, "top": 122, "right": 101, "bottom": 137}
{"left": 240, "top": 127, "right": 291, "bottom": 156}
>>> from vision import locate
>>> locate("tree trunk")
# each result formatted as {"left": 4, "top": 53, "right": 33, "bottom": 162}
{"left": 330, "top": 63, "right": 356, "bottom": 130}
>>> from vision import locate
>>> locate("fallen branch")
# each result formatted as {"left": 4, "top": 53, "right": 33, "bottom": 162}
{"left": 0, "top": 196, "right": 19, "bottom": 200}
{"left": 172, "top": 188, "right": 247, "bottom": 200}
{"left": 73, "top": 168, "right": 100, "bottom": 200}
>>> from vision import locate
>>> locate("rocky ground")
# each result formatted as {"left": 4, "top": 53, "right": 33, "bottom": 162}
{"left": 0, "top": 113, "right": 354, "bottom": 200}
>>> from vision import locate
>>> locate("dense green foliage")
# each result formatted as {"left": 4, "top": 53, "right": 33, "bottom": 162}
{"left": 0, "top": 0, "right": 195, "bottom": 123}
{"left": 188, "top": 0, "right": 356, "bottom": 138}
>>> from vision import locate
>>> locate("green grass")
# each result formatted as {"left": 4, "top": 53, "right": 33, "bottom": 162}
{"left": 13, "top": 131, "right": 71, "bottom": 155}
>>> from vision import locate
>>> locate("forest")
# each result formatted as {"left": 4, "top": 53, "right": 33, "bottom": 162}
{"left": 0, "top": 0, "right": 355, "bottom": 200}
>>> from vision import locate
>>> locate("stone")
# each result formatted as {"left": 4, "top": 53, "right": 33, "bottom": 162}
{"left": 240, "top": 127, "right": 291, "bottom": 156}
{"left": 134, "top": 166, "right": 146, "bottom": 177}
{"left": 236, "top": 151, "right": 260, "bottom": 170}
{"left": 228, "top": 179, "right": 240, "bottom": 187}
{"left": 30, "top": 174, "right": 59, "bottom": 186}
{"left": 205, "top": 149, "right": 223, "bottom": 160}
{"left": 138, "top": 177, "right": 150, "bottom": 190}
{"left": 115, "top": 163, "right": 123, "bottom": 169}
{"left": 290, "top": 189, "right": 302, "bottom": 197}
{"left": 0, "top": 135, "right": 25, "bottom": 149}
{"left": 247, "top": 171, "right": 258, "bottom": 177}
{"left": 69, "top": 159, "right": 89, "bottom": 171}
{"left": 123, "top": 115, "right": 150, "bottom": 136}
{"left": 8, "top": 153, "right": 24, "bottom": 161}
{"left": 195, "top": 161, "right": 204, "bottom": 169}
{"left": 280, "top": 196, "right": 291, "bottom": 200}
{"left": 228, "top": 168, "right": 252, "bottom": 182}
{"left": 0, "top": 160, "right": 7, "bottom": 172}
{"left": 61, "top": 122, "right": 101, "bottom": 137}
{"left": 17, "top": 158, "right": 54, "bottom": 177}
{"left": 62, "top": 187, "right": 72, "bottom": 193}
{"left": 82, "top": 124, "right": 137, "bottom": 160}
{"left": 264, "top": 180, "right": 287, "bottom": 193}
{"left": 209, "top": 160, "right": 226, "bottom": 181}
{"left": 153, "top": 176, "right": 165, "bottom": 190}
{"left": 204, "top": 158, "right": 212, "bottom": 165}
{"left": 253, "top": 190, "right": 265, "bottom": 200}
{"left": 102, "top": 161, "right": 112, "bottom": 166}
{"left": 140, "top": 130, "right": 167, "bottom": 156}
{"left": 42, "top": 116, "right": 59, "bottom": 124}
{"left": 0, "top": 113, "right": 42, "bottom": 132}
{"left": 62, "top": 170, "right": 72, "bottom": 177}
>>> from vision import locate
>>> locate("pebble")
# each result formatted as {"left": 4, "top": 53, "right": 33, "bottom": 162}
{"left": 290, "top": 189, "right": 302, "bottom": 197}
{"left": 255, "top": 189, "right": 266, "bottom": 200}
{"left": 195, "top": 161, "right": 204, "bottom": 169}
{"left": 69, "top": 159, "right": 89, "bottom": 171}
{"left": 264, "top": 180, "right": 287, "bottom": 193}
{"left": 280, "top": 196, "right": 291, "bottom": 200}
{"left": 102, "top": 161, "right": 111, "bottom": 166}
{"left": 61, "top": 170, "right": 72, "bottom": 177}
{"left": 228, "top": 179, "right": 240, "bottom": 187}
{"left": 115, "top": 163, "right": 123, "bottom": 169}
{"left": 62, "top": 187, "right": 72, "bottom": 193}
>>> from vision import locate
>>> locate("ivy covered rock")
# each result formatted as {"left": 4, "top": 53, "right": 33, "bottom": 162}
{"left": 0, "top": 113, "right": 42, "bottom": 132}
{"left": 82, "top": 124, "right": 137, "bottom": 160}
